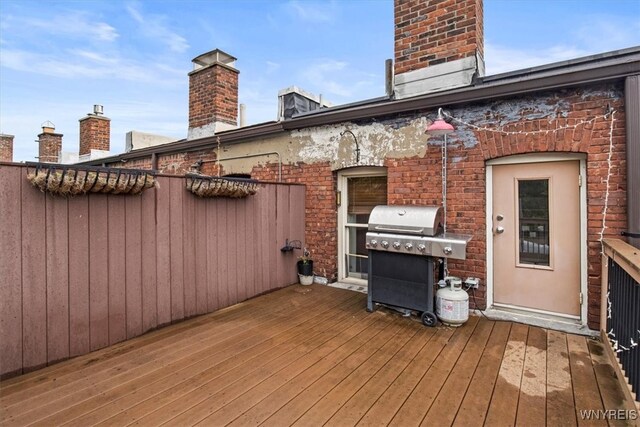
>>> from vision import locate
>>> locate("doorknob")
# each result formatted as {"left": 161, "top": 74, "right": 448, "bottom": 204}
{"left": 495, "top": 226, "right": 505, "bottom": 234}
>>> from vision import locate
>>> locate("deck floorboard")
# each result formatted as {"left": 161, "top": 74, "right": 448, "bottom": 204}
{"left": 0, "top": 285, "right": 634, "bottom": 426}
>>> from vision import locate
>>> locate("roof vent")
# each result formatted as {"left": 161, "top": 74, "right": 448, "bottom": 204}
{"left": 277, "top": 86, "right": 332, "bottom": 120}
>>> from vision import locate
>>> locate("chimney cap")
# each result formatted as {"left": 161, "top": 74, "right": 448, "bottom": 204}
{"left": 192, "top": 48, "right": 237, "bottom": 71}
{"left": 41, "top": 120, "right": 55, "bottom": 133}
{"left": 93, "top": 104, "right": 104, "bottom": 115}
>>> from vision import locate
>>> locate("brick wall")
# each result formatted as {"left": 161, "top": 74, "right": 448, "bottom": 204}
{"left": 98, "top": 83, "right": 625, "bottom": 330}
{"left": 189, "top": 64, "right": 239, "bottom": 129}
{"left": 252, "top": 162, "right": 338, "bottom": 280}
{"left": 79, "top": 115, "right": 110, "bottom": 156}
{"left": 251, "top": 84, "right": 626, "bottom": 329}
{"left": 111, "top": 148, "right": 219, "bottom": 175}
{"left": 158, "top": 149, "right": 219, "bottom": 175}
{"left": 113, "top": 157, "right": 153, "bottom": 170}
{"left": 395, "top": 0, "right": 483, "bottom": 75}
{"left": 38, "top": 132, "right": 63, "bottom": 163}
{"left": 0, "top": 134, "right": 14, "bottom": 162}
{"left": 398, "top": 86, "right": 625, "bottom": 329}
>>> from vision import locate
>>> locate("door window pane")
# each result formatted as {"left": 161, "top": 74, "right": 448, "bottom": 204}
{"left": 347, "top": 176, "right": 387, "bottom": 224}
{"left": 345, "top": 175, "right": 387, "bottom": 279}
{"left": 347, "top": 226, "right": 370, "bottom": 279}
{"left": 518, "top": 179, "right": 550, "bottom": 266}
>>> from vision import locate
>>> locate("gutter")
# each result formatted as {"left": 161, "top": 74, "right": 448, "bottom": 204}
{"left": 79, "top": 121, "right": 284, "bottom": 165}
{"left": 81, "top": 50, "right": 640, "bottom": 166}
{"left": 284, "top": 55, "right": 640, "bottom": 129}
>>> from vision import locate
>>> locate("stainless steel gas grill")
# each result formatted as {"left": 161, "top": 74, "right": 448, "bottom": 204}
{"left": 365, "top": 205, "right": 471, "bottom": 326}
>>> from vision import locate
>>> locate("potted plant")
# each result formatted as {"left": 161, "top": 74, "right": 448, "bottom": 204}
{"left": 297, "top": 248, "right": 314, "bottom": 285}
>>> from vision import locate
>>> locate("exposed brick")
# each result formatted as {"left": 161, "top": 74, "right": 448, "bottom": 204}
{"left": 0, "top": 134, "right": 14, "bottom": 162}
{"left": 157, "top": 148, "right": 218, "bottom": 175}
{"left": 98, "top": 75, "right": 624, "bottom": 332}
{"left": 189, "top": 63, "right": 239, "bottom": 129}
{"left": 395, "top": 0, "right": 483, "bottom": 74}
{"left": 79, "top": 115, "right": 110, "bottom": 156}
{"left": 38, "top": 131, "right": 63, "bottom": 163}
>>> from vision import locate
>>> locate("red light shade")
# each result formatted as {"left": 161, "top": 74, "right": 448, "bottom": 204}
{"left": 426, "top": 108, "right": 454, "bottom": 135}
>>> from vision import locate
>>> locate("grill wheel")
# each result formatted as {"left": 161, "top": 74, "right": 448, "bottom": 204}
{"left": 421, "top": 311, "right": 437, "bottom": 327}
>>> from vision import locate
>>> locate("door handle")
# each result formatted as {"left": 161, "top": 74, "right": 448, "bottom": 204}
{"left": 495, "top": 226, "right": 505, "bottom": 234}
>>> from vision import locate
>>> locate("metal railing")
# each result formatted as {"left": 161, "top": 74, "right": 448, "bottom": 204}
{"left": 601, "top": 238, "right": 640, "bottom": 403}
{"left": 519, "top": 218, "right": 549, "bottom": 265}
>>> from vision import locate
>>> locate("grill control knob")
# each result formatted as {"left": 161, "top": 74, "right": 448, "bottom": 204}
{"left": 405, "top": 243, "right": 413, "bottom": 250}
{"left": 417, "top": 244, "right": 427, "bottom": 252}
{"left": 443, "top": 246, "right": 453, "bottom": 255}
{"left": 392, "top": 241, "right": 401, "bottom": 250}
{"left": 381, "top": 241, "right": 389, "bottom": 249}
{"left": 369, "top": 239, "right": 378, "bottom": 247}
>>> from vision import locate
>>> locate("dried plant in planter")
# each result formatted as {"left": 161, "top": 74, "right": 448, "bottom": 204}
{"left": 186, "top": 174, "right": 259, "bottom": 198}
{"left": 26, "top": 163, "right": 156, "bottom": 197}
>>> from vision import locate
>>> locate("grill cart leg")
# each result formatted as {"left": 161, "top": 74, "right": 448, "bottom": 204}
{"left": 367, "top": 255, "right": 375, "bottom": 312}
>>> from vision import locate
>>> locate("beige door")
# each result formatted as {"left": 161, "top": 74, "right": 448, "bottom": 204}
{"left": 493, "top": 160, "right": 581, "bottom": 317}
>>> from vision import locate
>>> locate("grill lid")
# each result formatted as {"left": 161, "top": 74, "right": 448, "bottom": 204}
{"left": 368, "top": 205, "right": 443, "bottom": 237}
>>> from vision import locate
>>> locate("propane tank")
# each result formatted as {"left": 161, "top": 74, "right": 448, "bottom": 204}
{"left": 436, "top": 276, "right": 469, "bottom": 327}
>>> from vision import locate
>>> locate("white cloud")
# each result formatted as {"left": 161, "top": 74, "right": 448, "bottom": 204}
{"left": 125, "top": 3, "right": 189, "bottom": 53}
{"left": 68, "top": 49, "right": 119, "bottom": 65}
{"left": 302, "top": 59, "right": 352, "bottom": 97}
{"left": 266, "top": 61, "right": 281, "bottom": 74}
{"left": 1, "top": 48, "right": 183, "bottom": 85}
{"left": 573, "top": 14, "right": 640, "bottom": 52}
{"left": 285, "top": 1, "right": 337, "bottom": 23}
{"left": 485, "top": 13, "right": 640, "bottom": 76}
{"left": 299, "top": 59, "right": 378, "bottom": 101}
{"left": 3, "top": 11, "right": 118, "bottom": 42}
{"left": 485, "top": 43, "right": 588, "bottom": 75}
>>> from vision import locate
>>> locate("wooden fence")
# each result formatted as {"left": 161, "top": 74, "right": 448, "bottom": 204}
{"left": 0, "top": 163, "right": 305, "bottom": 378}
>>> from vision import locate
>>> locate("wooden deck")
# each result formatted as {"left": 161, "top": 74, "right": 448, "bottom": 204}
{"left": 0, "top": 284, "right": 634, "bottom": 426}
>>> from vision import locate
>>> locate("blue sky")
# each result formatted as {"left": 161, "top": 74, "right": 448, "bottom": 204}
{"left": 1, "top": 0, "right": 639, "bottom": 162}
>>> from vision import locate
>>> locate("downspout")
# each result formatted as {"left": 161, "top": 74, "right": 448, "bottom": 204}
{"left": 151, "top": 152, "right": 158, "bottom": 171}
{"left": 625, "top": 75, "right": 640, "bottom": 249}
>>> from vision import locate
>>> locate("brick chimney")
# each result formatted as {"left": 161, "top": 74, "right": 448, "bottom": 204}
{"left": 38, "top": 122, "right": 63, "bottom": 163}
{"left": 79, "top": 105, "right": 110, "bottom": 157}
{"left": 394, "top": 0, "right": 484, "bottom": 99}
{"left": 188, "top": 49, "right": 239, "bottom": 140}
{"left": 0, "top": 134, "right": 14, "bottom": 162}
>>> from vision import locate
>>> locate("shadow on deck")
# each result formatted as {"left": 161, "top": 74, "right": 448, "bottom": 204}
{"left": 0, "top": 285, "right": 635, "bottom": 426}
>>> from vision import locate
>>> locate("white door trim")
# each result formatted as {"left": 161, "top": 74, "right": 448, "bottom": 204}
{"left": 337, "top": 167, "right": 387, "bottom": 285}
{"left": 486, "top": 153, "right": 588, "bottom": 325}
